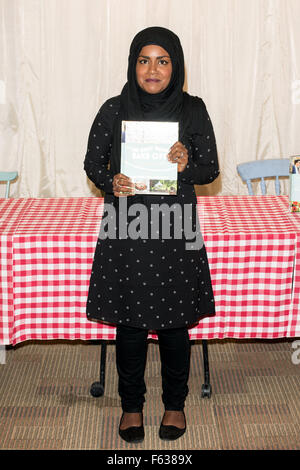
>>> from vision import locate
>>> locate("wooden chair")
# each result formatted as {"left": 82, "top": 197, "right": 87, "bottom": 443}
{"left": 0, "top": 171, "right": 18, "bottom": 198}
{"left": 237, "top": 159, "right": 290, "bottom": 195}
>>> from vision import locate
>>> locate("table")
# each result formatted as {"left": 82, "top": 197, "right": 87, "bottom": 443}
{"left": 1, "top": 195, "right": 300, "bottom": 347}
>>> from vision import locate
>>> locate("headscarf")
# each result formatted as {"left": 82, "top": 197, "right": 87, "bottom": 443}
{"left": 121, "top": 26, "right": 185, "bottom": 121}
{"left": 110, "top": 26, "right": 194, "bottom": 175}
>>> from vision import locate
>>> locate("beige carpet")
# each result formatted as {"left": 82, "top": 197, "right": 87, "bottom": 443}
{"left": 0, "top": 338, "right": 299, "bottom": 450}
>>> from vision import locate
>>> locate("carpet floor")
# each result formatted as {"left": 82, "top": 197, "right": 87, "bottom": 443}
{"left": 0, "top": 338, "right": 299, "bottom": 450}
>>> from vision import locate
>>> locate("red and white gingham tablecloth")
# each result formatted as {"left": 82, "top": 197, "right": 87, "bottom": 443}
{"left": 1, "top": 196, "right": 300, "bottom": 345}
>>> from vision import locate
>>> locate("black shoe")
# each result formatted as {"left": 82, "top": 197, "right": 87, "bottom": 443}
{"left": 119, "top": 412, "right": 144, "bottom": 443}
{"left": 159, "top": 411, "right": 186, "bottom": 441}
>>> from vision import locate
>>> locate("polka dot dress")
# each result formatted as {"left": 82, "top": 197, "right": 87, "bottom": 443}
{"left": 84, "top": 96, "right": 219, "bottom": 330}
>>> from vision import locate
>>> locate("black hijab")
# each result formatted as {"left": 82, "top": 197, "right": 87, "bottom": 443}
{"left": 121, "top": 26, "right": 185, "bottom": 121}
{"left": 110, "top": 26, "right": 194, "bottom": 175}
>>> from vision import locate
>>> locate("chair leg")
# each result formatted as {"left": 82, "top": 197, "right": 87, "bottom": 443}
{"left": 201, "top": 339, "right": 212, "bottom": 398}
{"left": 90, "top": 340, "right": 107, "bottom": 397}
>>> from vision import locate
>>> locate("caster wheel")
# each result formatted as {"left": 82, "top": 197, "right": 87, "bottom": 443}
{"left": 90, "top": 381, "right": 104, "bottom": 397}
{"left": 201, "top": 383, "right": 212, "bottom": 398}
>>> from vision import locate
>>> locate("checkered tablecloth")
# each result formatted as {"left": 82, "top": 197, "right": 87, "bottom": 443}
{"left": 0, "top": 198, "right": 31, "bottom": 344}
{"left": 0, "top": 195, "right": 300, "bottom": 345}
{"left": 198, "top": 196, "right": 300, "bottom": 339}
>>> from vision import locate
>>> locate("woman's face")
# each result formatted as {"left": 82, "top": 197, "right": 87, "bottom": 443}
{"left": 136, "top": 44, "right": 172, "bottom": 94}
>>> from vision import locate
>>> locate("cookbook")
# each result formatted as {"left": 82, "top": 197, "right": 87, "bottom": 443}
{"left": 120, "top": 120, "right": 178, "bottom": 195}
{"left": 289, "top": 155, "right": 300, "bottom": 212}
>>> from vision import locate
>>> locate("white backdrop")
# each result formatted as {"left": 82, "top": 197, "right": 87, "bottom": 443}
{"left": 1, "top": 0, "right": 300, "bottom": 197}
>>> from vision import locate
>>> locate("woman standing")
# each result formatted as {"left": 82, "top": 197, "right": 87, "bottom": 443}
{"left": 84, "top": 27, "right": 219, "bottom": 443}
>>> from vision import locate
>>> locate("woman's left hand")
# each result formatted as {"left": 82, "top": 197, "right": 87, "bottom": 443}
{"left": 168, "top": 141, "right": 188, "bottom": 172}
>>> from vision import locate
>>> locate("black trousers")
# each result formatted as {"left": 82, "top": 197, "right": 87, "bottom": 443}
{"left": 116, "top": 325, "right": 191, "bottom": 413}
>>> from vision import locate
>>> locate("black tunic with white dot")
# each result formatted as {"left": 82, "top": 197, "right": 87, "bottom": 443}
{"left": 84, "top": 95, "right": 219, "bottom": 330}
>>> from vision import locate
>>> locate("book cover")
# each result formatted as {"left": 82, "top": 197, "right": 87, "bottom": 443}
{"left": 121, "top": 120, "right": 178, "bottom": 195}
{"left": 289, "top": 155, "right": 300, "bottom": 212}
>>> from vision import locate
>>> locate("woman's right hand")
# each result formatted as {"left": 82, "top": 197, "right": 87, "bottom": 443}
{"left": 113, "top": 173, "right": 135, "bottom": 197}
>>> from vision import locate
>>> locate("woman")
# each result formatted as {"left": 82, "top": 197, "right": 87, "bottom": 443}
{"left": 84, "top": 26, "right": 219, "bottom": 443}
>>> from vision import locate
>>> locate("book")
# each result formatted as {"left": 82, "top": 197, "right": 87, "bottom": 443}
{"left": 289, "top": 155, "right": 300, "bottom": 212}
{"left": 120, "top": 120, "right": 178, "bottom": 195}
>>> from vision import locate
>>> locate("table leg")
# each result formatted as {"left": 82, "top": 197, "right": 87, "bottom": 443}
{"left": 90, "top": 340, "right": 107, "bottom": 397}
{"left": 201, "top": 340, "right": 212, "bottom": 398}
{"left": 89, "top": 339, "right": 212, "bottom": 399}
